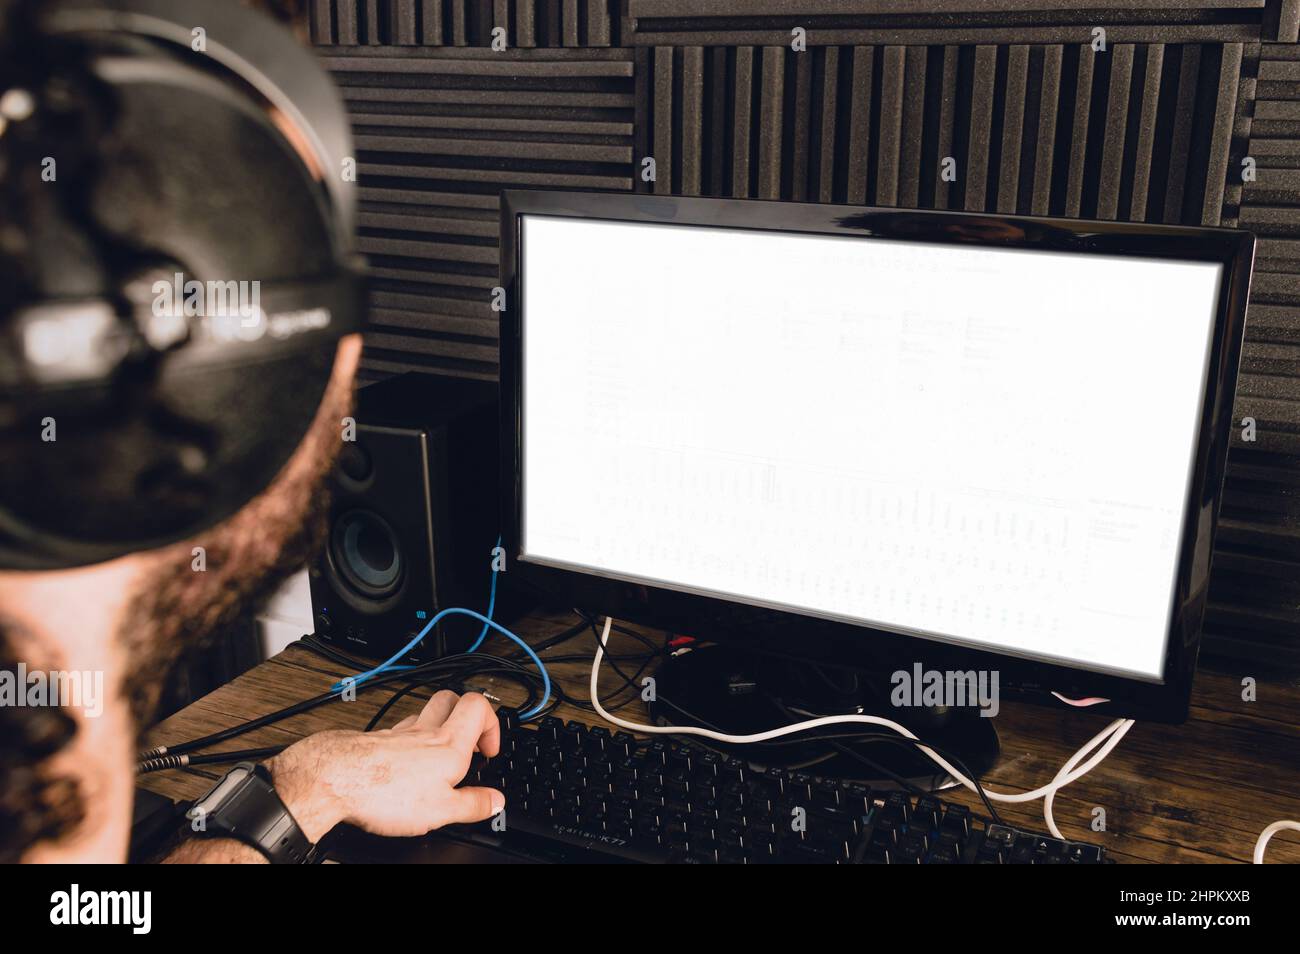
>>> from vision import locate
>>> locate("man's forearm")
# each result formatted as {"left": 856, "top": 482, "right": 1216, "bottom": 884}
{"left": 160, "top": 747, "right": 344, "bottom": 863}
{"left": 164, "top": 837, "right": 268, "bottom": 863}
{"left": 155, "top": 694, "right": 502, "bottom": 862}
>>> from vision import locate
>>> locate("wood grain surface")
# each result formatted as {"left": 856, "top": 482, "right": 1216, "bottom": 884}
{"left": 139, "top": 607, "right": 1300, "bottom": 864}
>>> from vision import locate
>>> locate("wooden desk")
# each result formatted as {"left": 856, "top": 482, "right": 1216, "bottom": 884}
{"left": 139, "top": 608, "right": 1300, "bottom": 863}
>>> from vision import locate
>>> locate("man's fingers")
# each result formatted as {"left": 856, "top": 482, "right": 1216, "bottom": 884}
{"left": 415, "top": 689, "right": 460, "bottom": 730}
{"left": 441, "top": 787, "right": 505, "bottom": 827}
{"left": 390, "top": 714, "right": 418, "bottom": 731}
{"left": 439, "top": 692, "right": 501, "bottom": 761}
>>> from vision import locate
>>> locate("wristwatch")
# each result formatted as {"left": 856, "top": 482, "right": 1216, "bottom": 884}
{"left": 187, "top": 762, "right": 318, "bottom": 863}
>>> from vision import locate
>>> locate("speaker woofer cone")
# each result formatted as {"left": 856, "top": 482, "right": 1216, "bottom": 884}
{"left": 330, "top": 509, "right": 404, "bottom": 600}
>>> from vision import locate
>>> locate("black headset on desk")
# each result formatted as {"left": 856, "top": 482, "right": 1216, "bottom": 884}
{"left": 0, "top": 0, "right": 366, "bottom": 570}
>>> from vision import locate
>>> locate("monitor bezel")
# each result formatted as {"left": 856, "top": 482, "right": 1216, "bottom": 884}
{"left": 499, "top": 190, "right": 1255, "bottom": 725}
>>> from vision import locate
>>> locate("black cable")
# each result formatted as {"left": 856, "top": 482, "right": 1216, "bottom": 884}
{"left": 301, "top": 612, "right": 652, "bottom": 737}
{"left": 137, "top": 745, "right": 287, "bottom": 775}
{"left": 364, "top": 662, "right": 545, "bottom": 732}
{"left": 580, "top": 612, "right": 665, "bottom": 699}
{"left": 145, "top": 686, "right": 342, "bottom": 759}
{"left": 639, "top": 686, "right": 928, "bottom": 797}
{"left": 542, "top": 654, "right": 658, "bottom": 714}
{"left": 572, "top": 619, "right": 1003, "bottom": 821}
{"left": 363, "top": 656, "right": 545, "bottom": 727}
{"left": 808, "top": 662, "right": 861, "bottom": 697}
{"left": 327, "top": 614, "right": 594, "bottom": 733}
{"left": 360, "top": 614, "right": 596, "bottom": 726}
{"left": 295, "top": 616, "right": 591, "bottom": 726}
{"left": 775, "top": 699, "right": 1005, "bottom": 824}
{"left": 521, "top": 617, "right": 592, "bottom": 656}
{"left": 585, "top": 611, "right": 1004, "bottom": 822}
{"left": 146, "top": 609, "right": 607, "bottom": 761}
{"left": 592, "top": 659, "right": 1003, "bottom": 819}
{"left": 575, "top": 609, "right": 663, "bottom": 655}
{"left": 365, "top": 682, "right": 421, "bottom": 732}
{"left": 143, "top": 648, "right": 530, "bottom": 760}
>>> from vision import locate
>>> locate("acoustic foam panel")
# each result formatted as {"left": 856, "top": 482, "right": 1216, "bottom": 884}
{"left": 319, "top": 47, "right": 635, "bottom": 380}
{"left": 634, "top": 42, "right": 1244, "bottom": 227}
{"left": 313, "top": 6, "right": 1300, "bottom": 662}
{"left": 311, "top": 0, "right": 621, "bottom": 47}
{"left": 1209, "top": 40, "right": 1300, "bottom": 657}
{"left": 623, "top": 0, "right": 1297, "bottom": 45}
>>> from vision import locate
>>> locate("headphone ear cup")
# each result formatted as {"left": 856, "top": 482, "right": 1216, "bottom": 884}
{"left": 0, "top": 345, "right": 337, "bottom": 568}
{"left": 0, "top": 1, "right": 361, "bottom": 570}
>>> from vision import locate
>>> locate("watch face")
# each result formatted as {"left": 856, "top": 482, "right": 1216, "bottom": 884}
{"left": 188, "top": 763, "right": 257, "bottom": 829}
{"left": 194, "top": 765, "right": 254, "bottom": 812}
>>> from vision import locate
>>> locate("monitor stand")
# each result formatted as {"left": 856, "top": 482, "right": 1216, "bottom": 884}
{"left": 645, "top": 645, "right": 999, "bottom": 792}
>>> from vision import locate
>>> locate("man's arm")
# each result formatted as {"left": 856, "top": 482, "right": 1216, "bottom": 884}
{"left": 166, "top": 837, "right": 267, "bottom": 863}
{"left": 163, "top": 690, "right": 503, "bottom": 863}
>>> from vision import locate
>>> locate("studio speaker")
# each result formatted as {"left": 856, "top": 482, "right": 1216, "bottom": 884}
{"left": 309, "top": 373, "right": 499, "bottom": 662}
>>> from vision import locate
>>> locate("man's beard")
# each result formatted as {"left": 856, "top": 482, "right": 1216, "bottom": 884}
{"left": 117, "top": 366, "right": 354, "bottom": 733}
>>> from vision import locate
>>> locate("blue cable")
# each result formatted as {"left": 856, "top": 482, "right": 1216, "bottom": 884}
{"left": 466, "top": 544, "right": 500, "bottom": 654}
{"left": 364, "top": 536, "right": 501, "bottom": 682}
{"left": 332, "top": 535, "right": 551, "bottom": 712}
{"left": 331, "top": 607, "right": 551, "bottom": 718}
{"left": 335, "top": 616, "right": 439, "bottom": 690}
{"left": 330, "top": 539, "right": 548, "bottom": 716}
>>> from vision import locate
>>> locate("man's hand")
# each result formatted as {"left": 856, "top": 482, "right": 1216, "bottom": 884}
{"left": 264, "top": 689, "right": 504, "bottom": 843}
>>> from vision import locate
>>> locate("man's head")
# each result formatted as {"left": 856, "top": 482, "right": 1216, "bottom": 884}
{"left": 0, "top": 0, "right": 359, "bottom": 861}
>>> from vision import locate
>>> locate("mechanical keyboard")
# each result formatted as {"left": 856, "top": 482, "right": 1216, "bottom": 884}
{"left": 443, "top": 712, "right": 1107, "bottom": 864}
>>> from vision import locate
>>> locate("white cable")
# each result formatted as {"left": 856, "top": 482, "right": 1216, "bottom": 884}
{"left": 590, "top": 615, "right": 1132, "bottom": 808}
{"left": 1050, "top": 691, "right": 1110, "bottom": 707}
{"left": 1254, "top": 820, "right": 1300, "bottom": 864}
{"left": 1041, "top": 717, "right": 1134, "bottom": 838}
{"left": 783, "top": 698, "right": 1129, "bottom": 827}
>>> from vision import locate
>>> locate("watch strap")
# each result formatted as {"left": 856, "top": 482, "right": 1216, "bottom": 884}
{"left": 189, "top": 762, "right": 317, "bottom": 864}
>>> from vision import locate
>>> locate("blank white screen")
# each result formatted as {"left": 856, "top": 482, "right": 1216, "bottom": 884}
{"left": 521, "top": 215, "right": 1223, "bottom": 680}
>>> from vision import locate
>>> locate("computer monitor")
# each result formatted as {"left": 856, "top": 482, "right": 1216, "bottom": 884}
{"left": 499, "top": 191, "right": 1254, "bottom": 724}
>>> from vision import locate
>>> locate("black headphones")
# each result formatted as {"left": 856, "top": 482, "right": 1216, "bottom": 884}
{"left": 0, "top": 0, "right": 366, "bottom": 570}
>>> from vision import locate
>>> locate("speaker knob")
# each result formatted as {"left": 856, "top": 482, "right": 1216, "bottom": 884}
{"left": 338, "top": 442, "right": 373, "bottom": 483}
